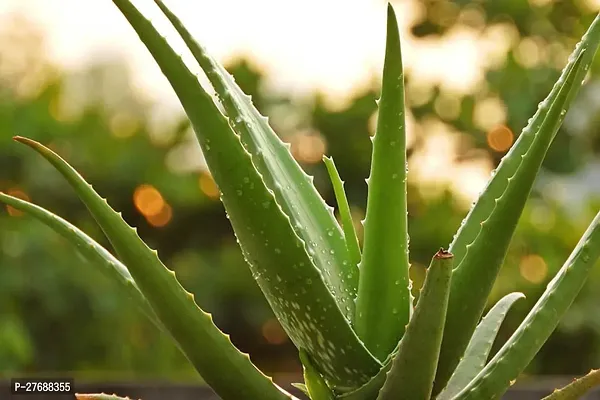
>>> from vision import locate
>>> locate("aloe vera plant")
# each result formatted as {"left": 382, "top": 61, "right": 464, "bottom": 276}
{"left": 3, "top": 1, "right": 600, "bottom": 399}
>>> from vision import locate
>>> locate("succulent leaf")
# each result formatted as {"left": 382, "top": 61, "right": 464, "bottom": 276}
{"left": 0, "top": 192, "right": 161, "bottom": 330}
{"left": 356, "top": 3, "right": 411, "bottom": 360}
{"left": 376, "top": 249, "right": 453, "bottom": 400}
{"left": 541, "top": 369, "right": 600, "bottom": 400}
{"left": 453, "top": 210, "right": 600, "bottom": 399}
{"left": 447, "top": 15, "right": 600, "bottom": 271}
{"left": 435, "top": 45, "right": 594, "bottom": 392}
{"left": 152, "top": 0, "right": 358, "bottom": 320}
{"left": 300, "top": 351, "right": 335, "bottom": 400}
{"left": 110, "top": 0, "right": 382, "bottom": 389}
{"left": 435, "top": 292, "right": 525, "bottom": 400}
{"left": 290, "top": 383, "right": 310, "bottom": 397}
{"left": 323, "top": 156, "right": 361, "bottom": 268}
{"left": 12, "top": 137, "right": 296, "bottom": 400}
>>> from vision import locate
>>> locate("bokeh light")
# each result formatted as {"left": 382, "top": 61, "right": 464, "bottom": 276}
{"left": 487, "top": 125, "right": 514, "bottom": 153}
{"left": 519, "top": 254, "right": 548, "bottom": 284}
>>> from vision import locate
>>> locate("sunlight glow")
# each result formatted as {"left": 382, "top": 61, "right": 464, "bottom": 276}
{"left": 133, "top": 184, "right": 173, "bottom": 227}
{"left": 519, "top": 254, "right": 548, "bottom": 284}
{"left": 199, "top": 173, "right": 220, "bottom": 200}
{"left": 487, "top": 125, "right": 514, "bottom": 153}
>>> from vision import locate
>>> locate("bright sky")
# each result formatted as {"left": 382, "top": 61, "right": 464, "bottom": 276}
{"left": 0, "top": 0, "right": 492, "bottom": 106}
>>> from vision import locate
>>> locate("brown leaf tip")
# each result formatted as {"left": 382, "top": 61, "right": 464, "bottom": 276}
{"left": 435, "top": 248, "right": 453, "bottom": 259}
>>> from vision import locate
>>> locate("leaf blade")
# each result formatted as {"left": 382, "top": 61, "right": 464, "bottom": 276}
{"left": 323, "top": 156, "right": 361, "bottom": 268}
{"left": 110, "top": 0, "right": 381, "bottom": 389}
{"left": 300, "top": 351, "right": 335, "bottom": 400}
{"left": 453, "top": 210, "right": 600, "bottom": 400}
{"left": 12, "top": 137, "right": 296, "bottom": 400}
{"left": 356, "top": 3, "right": 411, "bottom": 360}
{"left": 377, "top": 250, "right": 453, "bottom": 400}
{"left": 435, "top": 292, "right": 525, "bottom": 400}
{"left": 0, "top": 192, "right": 161, "bottom": 329}
{"left": 542, "top": 369, "right": 600, "bottom": 400}
{"left": 152, "top": 0, "right": 358, "bottom": 320}
{"left": 435, "top": 45, "right": 595, "bottom": 392}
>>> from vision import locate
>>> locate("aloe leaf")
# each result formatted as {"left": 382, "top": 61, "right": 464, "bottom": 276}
{"left": 75, "top": 395, "right": 137, "bottom": 400}
{"left": 323, "top": 156, "right": 361, "bottom": 267}
{"left": 290, "top": 383, "right": 310, "bottom": 398}
{"left": 453, "top": 210, "right": 600, "bottom": 400}
{"left": 109, "top": 0, "right": 381, "bottom": 389}
{"left": 448, "top": 14, "right": 600, "bottom": 272}
{"left": 355, "top": 3, "right": 411, "bottom": 360}
{"left": 435, "top": 292, "right": 525, "bottom": 400}
{"left": 0, "top": 192, "right": 161, "bottom": 329}
{"left": 153, "top": 0, "right": 357, "bottom": 319}
{"left": 337, "top": 345, "right": 403, "bottom": 400}
{"left": 300, "top": 350, "right": 335, "bottom": 400}
{"left": 337, "top": 362, "right": 392, "bottom": 400}
{"left": 542, "top": 369, "right": 600, "bottom": 400}
{"left": 376, "top": 249, "right": 453, "bottom": 400}
{"left": 434, "top": 47, "right": 593, "bottom": 392}
{"left": 12, "top": 137, "right": 297, "bottom": 400}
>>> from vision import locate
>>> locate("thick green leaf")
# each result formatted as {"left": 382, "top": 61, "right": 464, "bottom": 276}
{"left": 337, "top": 344, "right": 403, "bottom": 400}
{"left": 447, "top": 15, "right": 600, "bottom": 272}
{"left": 110, "top": 0, "right": 381, "bottom": 389}
{"left": 12, "top": 137, "right": 296, "bottom": 400}
{"left": 153, "top": 0, "right": 357, "bottom": 320}
{"left": 290, "top": 383, "right": 310, "bottom": 398}
{"left": 434, "top": 45, "right": 594, "bottom": 392}
{"left": 356, "top": 3, "right": 411, "bottom": 360}
{"left": 0, "top": 193, "right": 161, "bottom": 329}
{"left": 337, "top": 361, "right": 393, "bottom": 400}
{"left": 377, "top": 249, "right": 453, "bottom": 400}
{"left": 300, "top": 350, "right": 335, "bottom": 400}
{"left": 435, "top": 292, "right": 525, "bottom": 400}
{"left": 542, "top": 369, "right": 600, "bottom": 400}
{"left": 453, "top": 210, "right": 600, "bottom": 399}
{"left": 323, "top": 156, "right": 361, "bottom": 268}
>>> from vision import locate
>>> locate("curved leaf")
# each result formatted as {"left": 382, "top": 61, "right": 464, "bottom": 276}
{"left": 153, "top": 0, "right": 358, "bottom": 320}
{"left": 435, "top": 45, "right": 594, "bottom": 392}
{"left": 109, "top": 0, "right": 381, "bottom": 389}
{"left": 436, "top": 292, "right": 525, "bottom": 400}
{"left": 0, "top": 192, "right": 161, "bottom": 329}
{"left": 453, "top": 210, "right": 600, "bottom": 399}
{"left": 12, "top": 137, "right": 296, "bottom": 400}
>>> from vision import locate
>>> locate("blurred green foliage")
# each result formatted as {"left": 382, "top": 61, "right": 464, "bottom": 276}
{"left": 1, "top": 0, "right": 600, "bottom": 383}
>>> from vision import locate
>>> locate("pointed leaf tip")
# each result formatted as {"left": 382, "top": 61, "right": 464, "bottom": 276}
{"left": 386, "top": 4, "right": 400, "bottom": 46}
{"left": 387, "top": 3, "right": 396, "bottom": 19}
